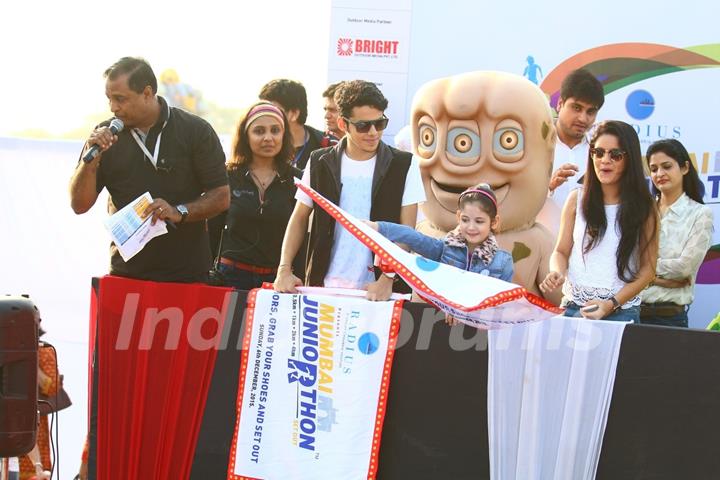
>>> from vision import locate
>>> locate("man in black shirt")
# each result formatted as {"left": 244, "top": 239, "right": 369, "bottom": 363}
{"left": 70, "top": 57, "right": 230, "bottom": 283}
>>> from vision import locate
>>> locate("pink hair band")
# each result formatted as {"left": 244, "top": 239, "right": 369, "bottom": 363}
{"left": 245, "top": 104, "right": 285, "bottom": 132}
{"left": 459, "top": 188, "right": 497, "bottom": 208}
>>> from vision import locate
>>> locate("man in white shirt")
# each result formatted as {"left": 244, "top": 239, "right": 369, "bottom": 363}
{"left": 542, "top": 69, "right": 605, "bottom": 230}
{"left": 274, "top": 80, "right": 425, "bottom": 301}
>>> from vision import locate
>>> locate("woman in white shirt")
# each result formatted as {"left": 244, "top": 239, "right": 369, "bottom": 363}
{"left": 640, "top": 139, "right": 714, "bottom": 327}
{"left": 540, "top": 120, "right": 658, "bottom": 322}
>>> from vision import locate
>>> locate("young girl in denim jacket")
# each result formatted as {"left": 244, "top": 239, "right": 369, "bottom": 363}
{"left": 367, "top": 184, "right": 513, "bottom": 322}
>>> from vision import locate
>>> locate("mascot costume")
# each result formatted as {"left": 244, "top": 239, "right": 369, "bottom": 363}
{"left": 412, "top": 71, "right": 562, "bottom": 305}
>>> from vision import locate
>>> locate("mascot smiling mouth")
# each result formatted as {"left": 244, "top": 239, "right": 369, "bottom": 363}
{"left": 430, "top": 178, "right": 509, "bottom": 213}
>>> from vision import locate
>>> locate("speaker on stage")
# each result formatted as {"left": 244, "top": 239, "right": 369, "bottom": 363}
{"left": 0, "top": 295, "right": 39, "bottom": 457}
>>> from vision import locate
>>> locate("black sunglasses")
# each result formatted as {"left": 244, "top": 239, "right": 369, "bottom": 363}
{"left": 344, "top": 115, "right": 389, "bottom": 133}
{"left": 590, "top": 147, "right": 626, "bottom": 162}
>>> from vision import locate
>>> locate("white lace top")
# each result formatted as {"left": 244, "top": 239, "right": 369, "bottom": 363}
{"left": 563, "top": 189, "right": 640, "bottom": 309}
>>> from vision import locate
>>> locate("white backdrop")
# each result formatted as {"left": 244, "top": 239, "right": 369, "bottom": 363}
{"left": 0, "top": 138, "right": 107, "bottom": 475}
{"left": 327, "top": 0, "right": 720, "bottom": 327}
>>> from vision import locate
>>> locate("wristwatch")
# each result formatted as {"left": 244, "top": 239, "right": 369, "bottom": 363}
{"left": 609, "top": 296, "right": 620, "bottom": 311}
{"left": 374, "top": 253, "right": 396, "bottom": 279}
{"left": 176, "top": 204, "right": 189, "bottom": 224}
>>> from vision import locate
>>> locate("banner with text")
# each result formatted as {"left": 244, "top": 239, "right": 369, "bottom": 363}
{"left": 228, "top": 288, "right": 403, "bottom": 480}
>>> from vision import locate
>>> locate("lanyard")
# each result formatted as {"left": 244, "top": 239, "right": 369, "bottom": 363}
{"left": 130, "top": 104, "right": 170, "bottom": 169}
{"left": 292, "top": 130, "right": 310, "bottom": 166}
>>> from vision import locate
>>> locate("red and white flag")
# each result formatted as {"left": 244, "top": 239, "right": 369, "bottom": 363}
{"left": 296, "top": 180, "right": 562, "bottom": 329}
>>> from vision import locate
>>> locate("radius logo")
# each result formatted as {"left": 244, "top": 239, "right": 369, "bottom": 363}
{"left": 626, "top": 89, "right": 655, "bottom": 120}
{"left": 337, "top": 38, "right": 353, "bottom": 56}
{"left": 358, "top": 332, "right": 380, "bottom": 355}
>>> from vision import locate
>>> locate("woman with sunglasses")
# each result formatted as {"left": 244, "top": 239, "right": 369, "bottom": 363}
{"left": 639, "top": 139, "right": 714, "bottom": 327}
{"left": 211, "top": 102, "right": 301, "bottom": 290}
{"left": 540, "top": 120, "right": 658, "bottom": 321}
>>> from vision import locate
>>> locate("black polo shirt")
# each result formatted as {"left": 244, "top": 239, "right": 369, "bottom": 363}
{"left": 94, "top": 96, "right": 227, "bottom": 282}
{"left": 221, "top": 164, "right": 301, "bottom": 268}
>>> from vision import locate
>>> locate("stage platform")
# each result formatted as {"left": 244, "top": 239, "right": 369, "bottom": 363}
{"left": 87, "top": 280, "right": 720, "bottom": 479}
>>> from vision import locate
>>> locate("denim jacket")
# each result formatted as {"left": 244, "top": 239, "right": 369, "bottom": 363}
{"left": 377, "top": 222, "right": 514, "bottom": 282}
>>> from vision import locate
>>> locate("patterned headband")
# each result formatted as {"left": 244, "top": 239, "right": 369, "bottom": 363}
{"left": 458, "top": 188, "right": 497, "bottom": 208}
{"left": 245, "top": 104, "right": 285, "bottom": 132}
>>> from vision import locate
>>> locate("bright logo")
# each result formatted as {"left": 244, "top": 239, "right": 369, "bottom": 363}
{"left": 358, "top": 333, "right": 379, "bottom": 355}
{"left": 626, "top": 89, "right": 655, "bottom": 120}
{"left": 337, "top": 38, "right": 353, "bottom": 56}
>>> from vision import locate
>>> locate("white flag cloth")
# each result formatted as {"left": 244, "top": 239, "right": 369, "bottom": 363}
{"left": 295, "top": 180, "right": 562, "bottom": 329}
{"left": 488, "top": 316, "right": 627, "bottom": 480}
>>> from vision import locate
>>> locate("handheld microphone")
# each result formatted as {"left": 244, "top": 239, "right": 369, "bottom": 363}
{"left": 82, "top": 118, "right": 124, "bottom": 163}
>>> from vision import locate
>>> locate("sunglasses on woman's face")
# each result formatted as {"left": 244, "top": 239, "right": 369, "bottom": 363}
{"left": 590, "top": 147, "right": 626, "bottom": 161}
{"left": 344, "top": 115, "right": 389, "bottom": 133}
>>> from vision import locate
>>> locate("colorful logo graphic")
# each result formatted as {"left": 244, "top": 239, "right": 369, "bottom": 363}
{"left": 337, "top": 38, "right": 353, "bottom": 56}
{"left": 626, "top": 89, "right": 655, "bottom": 120}
{"left": 540, "top": 42, "right": 720, "bottom": 108}
{"left": 358, "top": 333, "right": 379, "bottom": 355}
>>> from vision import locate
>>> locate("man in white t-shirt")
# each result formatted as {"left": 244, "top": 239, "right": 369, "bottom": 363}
{"left": 541, "top": 69, "right": 605, "bottom": 232}
{"left": 274, "top": 80, "right": 425, "bottom": 301}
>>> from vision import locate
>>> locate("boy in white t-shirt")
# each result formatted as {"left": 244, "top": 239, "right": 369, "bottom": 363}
{"left": 274, "top": 80, "right": 425, "bottom": 301}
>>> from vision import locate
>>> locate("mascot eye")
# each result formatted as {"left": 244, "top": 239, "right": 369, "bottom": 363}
{"left": 493, "top": 128, "right": 524, "bottom": 156}
{"left": 454, "top": 134, "right": 472, "bottom": 152}
{"left": 499, "top": 130, "right": 518, "bottom": 149}
{"left": 447, "top": 128, "right": 480, "bottom": 158}
{"left": 419, "top": 125, "right": 436, "bottom": 150}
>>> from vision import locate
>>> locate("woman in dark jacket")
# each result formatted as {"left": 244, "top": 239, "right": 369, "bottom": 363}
{"left": 212, "top": 102, "right": 300, "bottom": 290}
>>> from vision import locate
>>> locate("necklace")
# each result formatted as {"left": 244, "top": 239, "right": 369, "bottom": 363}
{"left": 249, "top": 168, "right": 277, "bottom": 204}
{"left": 249, "top": 169, "right": 276, "bottom": 188}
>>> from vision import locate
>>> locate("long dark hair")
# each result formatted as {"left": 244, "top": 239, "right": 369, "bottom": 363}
{"left": 646, "top": 139, "right": 705, "bottom": 204}
{"left": 228, "top": 101, "right": 294, "bottom": 172}
{"left": 582, "top": 120, "right": 657, "bottom": 282}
